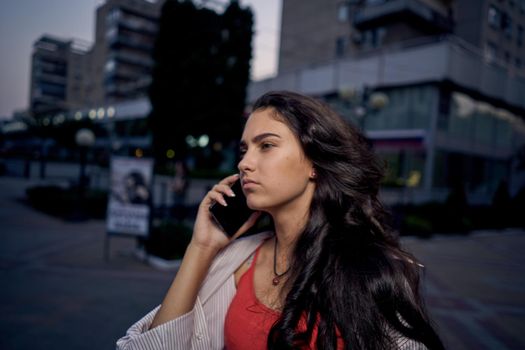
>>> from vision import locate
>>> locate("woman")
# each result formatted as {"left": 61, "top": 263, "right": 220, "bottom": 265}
{"left": 117, "top": 91, "right": 443, "bottom": 349}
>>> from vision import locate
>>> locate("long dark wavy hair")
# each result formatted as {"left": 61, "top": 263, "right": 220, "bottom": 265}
{"left": 250, "top": 91, "right": 443, "bottom": 350}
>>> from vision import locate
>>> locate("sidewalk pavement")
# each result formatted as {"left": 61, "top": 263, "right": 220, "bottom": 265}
{"left": 1, "top": 176, "right": 524, "bottom": 349}
{"left": 403, "top": 230, "right": 525, "bottom": 349}
{"left": 0, "top": 177, "right": 174, "bottom": 350}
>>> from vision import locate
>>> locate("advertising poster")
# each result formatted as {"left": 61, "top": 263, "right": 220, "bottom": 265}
{"left": 107, "top": 156, "right": 154, "bottom": 236}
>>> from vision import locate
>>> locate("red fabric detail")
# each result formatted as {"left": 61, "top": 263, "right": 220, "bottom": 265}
{"left": 224, "top": 241, "right": 279, "bottom": 349}
{"left": 224, "top": 242, "right": 344, "bottom": 349}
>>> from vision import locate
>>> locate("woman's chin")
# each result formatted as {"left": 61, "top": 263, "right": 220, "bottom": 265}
{"left": 246, "top": 199, "right": 265, "bottom": 211}
{"left": 247, "top": 203, "right": 260, "bottom": 211}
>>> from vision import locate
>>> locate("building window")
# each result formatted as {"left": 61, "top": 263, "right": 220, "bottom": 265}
{"left": 335, "top": 36, "right": 346, "bottom": 57}
{"left": 106, "top": 26, "right": 117, "bottom": 42}
{"left": 363, "top": 27, "right": 386, "bottom": 49}
{"left": 485, "top": 41, "right": 498, "bottom": 62}
{"left": 488, "top": 5, "right": 500, "bottom": 29}
{"left": 501, "top": 13, "right": 512, "bottom": 38}
{"left": 516, "top": 57, "right": 522, "bottom": 69}
{"left": 364, "top": 86, "right": 434, "bottom": 131}
{"left": 517, "top": 25, "right": 524, "bottom": 46}
{"left": 105, "top": 59, "right": 116, "bottom": 73}
{"left": 521, "top": 0, "right": 525, "bottom": 13}
{"left": 379, "top": 150, "right": 425, "bottom": 189}
{"left": 106, "top": 8, "right": 121, "bottom": 26}
{"left": 504, "top": 51, "right": 511, "bottom": 64}
{"left": 40, "top": 82, "right": 66, "bottom": 98}
{"left": 337, "top": 3, "right": 349, "bottom": 22}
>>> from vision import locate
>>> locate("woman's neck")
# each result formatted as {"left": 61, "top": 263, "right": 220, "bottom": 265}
{"left": 270, "top": 197, "right": 312, "bottom": 258}
{"left": 273, "top": 225, "right": 300, "bottom": 258}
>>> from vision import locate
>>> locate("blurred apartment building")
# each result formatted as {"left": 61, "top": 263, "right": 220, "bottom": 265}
{"left": 278, "top": 0, "right": 524, "bottom": 77}
{"left": 29, "top": 35, "right": 92, "bottom": 119}
{"left": 29, "top": 0, "right": 163, "bottom": 119}
{"left": 250, "top": 0, "right": 525, "bottom": 204}
{"left": 90, "top": 0, "right": 162, "bottom": 103}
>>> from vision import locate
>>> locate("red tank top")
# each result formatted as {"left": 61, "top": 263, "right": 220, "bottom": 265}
{"left": 224, "top": 241, "right": 279, "bottom": 349}
{"left": 224, "top": 241, "right": 344, "bottom": 350}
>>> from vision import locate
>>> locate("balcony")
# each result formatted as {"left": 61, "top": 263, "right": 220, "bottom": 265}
{"left": 118, "top": 16, "right": 158, "bottom": 36}
{"left": 35, "top": 71, "right": 67, "bottom": 85}
{"left": 108, "top": 35, "right": 154, "bottom": 52}
{"left": 111, "top": 51, "right": 154, "bottom": 70}
{"left": 249, "top": 36, "right": 525, "bottom": 113}
{"left": 353, "top": 0, "right": 453, "bottom": 33}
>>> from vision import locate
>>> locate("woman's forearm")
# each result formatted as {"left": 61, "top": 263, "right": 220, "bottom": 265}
{"left": 149, "top": 242, "right": 218, "bottom": 329}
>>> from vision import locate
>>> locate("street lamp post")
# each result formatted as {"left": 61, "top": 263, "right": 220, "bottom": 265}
{"left": 71, "top": 128, "right": 96, "bottom": 221}
{"left": 75, "top": 128, "right": 96, "bottom": 191}
{"left": 338, "top": 86, "right": 389, "bottom": 131}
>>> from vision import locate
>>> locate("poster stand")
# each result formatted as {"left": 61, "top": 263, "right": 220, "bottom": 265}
{"left": 104, "top": 156, "right": 154, "bottom": 262}
{"left": 104, "top": 231, "right": 149, "bottom": 263}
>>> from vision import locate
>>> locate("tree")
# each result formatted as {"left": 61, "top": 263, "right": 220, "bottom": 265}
{"left": 214, "top": 1, "right": 254, "bottom": 142}
{"left": 149, "top": 0, "right": 253, "bottom": 167}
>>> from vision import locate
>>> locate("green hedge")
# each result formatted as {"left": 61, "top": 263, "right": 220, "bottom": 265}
{"left": 145, "top": 220, "right": 193, "bottom": 260}
{"left": 26, "top": 185, "right": 107, "bottom": 220}
{"left": 393, "top": 201, "right": 524, "bottom": 237}
{"left": 393, "top": 202, "right": 471, "bottom": 236}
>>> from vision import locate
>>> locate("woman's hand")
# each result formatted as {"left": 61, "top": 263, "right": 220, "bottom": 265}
{"left": 149, "top": 174, "right": 261, "bottom": 328}
{"left": 191, "top": 174, "right": 261, "bottom": 254}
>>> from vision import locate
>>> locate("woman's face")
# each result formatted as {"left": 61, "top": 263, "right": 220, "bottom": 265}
{"left": 238, "top": 108, "right": 315, "bottom": 212}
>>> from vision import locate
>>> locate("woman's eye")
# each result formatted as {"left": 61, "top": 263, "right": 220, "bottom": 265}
{"left": 261, "top": 143, "right": 273, "bottom": 150}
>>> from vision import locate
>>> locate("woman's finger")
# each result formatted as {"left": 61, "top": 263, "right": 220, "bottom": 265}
{"left": 212, "top": 184, "right": 236, "bottom": 197}
{"left": 208, "top": 191, "right": 228, "bottom": 206}
{"left": 218, "top": 173, "right": 240, "bottom": 186}
{"left": 203, "top": 174, "right": 240, "bottom": 207}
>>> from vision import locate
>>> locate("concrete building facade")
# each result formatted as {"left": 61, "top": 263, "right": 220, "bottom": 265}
{"left": 278, "top": 0, "right": 525, "bottom": 78}
{"left": 278, "top": 0, "right": 454, "bottom": 74}
{"left": 252, "top": 0, "right": 525, "bottom": 204}
{"left": 472, "top": 0, "right": 525, "bottom": 77}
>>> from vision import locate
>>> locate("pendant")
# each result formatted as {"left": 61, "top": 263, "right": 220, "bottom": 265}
{"left": 272, "top": 277, "right": 280, "bottom": 286}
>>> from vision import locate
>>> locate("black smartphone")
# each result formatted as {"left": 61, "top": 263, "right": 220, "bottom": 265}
{"left": 209, "top": 179, "right": 254, "bottom": 237}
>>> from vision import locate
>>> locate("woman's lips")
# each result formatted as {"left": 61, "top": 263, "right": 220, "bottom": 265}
{"left": 241, "top": 179, "right": 258, "bottom": 189}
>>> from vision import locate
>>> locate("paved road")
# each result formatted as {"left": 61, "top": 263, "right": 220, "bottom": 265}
{"left": 0, "top": 176, "right": 524, "bottom": 349}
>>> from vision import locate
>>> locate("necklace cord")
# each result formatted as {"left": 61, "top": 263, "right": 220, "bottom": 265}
{"left": 273, "top": 237, "right": 290, "bottom": 279}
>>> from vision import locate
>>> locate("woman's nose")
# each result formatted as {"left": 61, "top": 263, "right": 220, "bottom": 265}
{"left": 237, "top": 152, "right": 254, "bottom": 173}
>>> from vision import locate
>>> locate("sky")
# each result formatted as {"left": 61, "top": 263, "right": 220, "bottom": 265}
{"left": 0, "top": 0, "right": 282, "bottom": 119}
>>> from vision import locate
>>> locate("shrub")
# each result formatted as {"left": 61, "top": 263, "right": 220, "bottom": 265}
{"left": 403, "top": 214, "right": 433, "bottom": 236}
{"left": 26, "top": 185, "right": 107, "bottom": 220}
{"left": 145, "top": 220, "right": 193, "bottom": 260}
{"left": 392, "top": 202, "right": 471, "bottom": 237}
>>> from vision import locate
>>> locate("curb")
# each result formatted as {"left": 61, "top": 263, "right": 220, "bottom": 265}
{"left": 147, "top": 255, "right": 182, "bottom": 271}
{"left": 134, "top": 248, "right": 182, "bottom": 271}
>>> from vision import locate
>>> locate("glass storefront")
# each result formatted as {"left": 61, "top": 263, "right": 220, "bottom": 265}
{"left": 327, "top": 85, "right": 524, "bottom": 201}
{"left": 443, "top": 92, "right": 522, "bottom": 150}
{"left": 327, "top": 84, "right": 436, "bottom": 130}
{"left": 366, "top": 85, "right": 435, "bottom": 130}
{"left": 378, "top": 149, "right": 425, "bottom": 188}
{"left": 433, "top": 151, "right": 509, "bottom": 196}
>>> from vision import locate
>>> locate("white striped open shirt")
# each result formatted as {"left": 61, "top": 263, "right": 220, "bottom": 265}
{"left": 116, "top": 231, "right": 427, "bottom": 350}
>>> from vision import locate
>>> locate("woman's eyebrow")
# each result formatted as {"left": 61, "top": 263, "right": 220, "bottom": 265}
{"left": 240, "top": 132, "right": 281, "bottom": 148}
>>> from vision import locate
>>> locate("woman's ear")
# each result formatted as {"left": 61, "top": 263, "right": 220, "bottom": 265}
{"left": 310, "top": 168, "right": 317, "bottom": 180}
